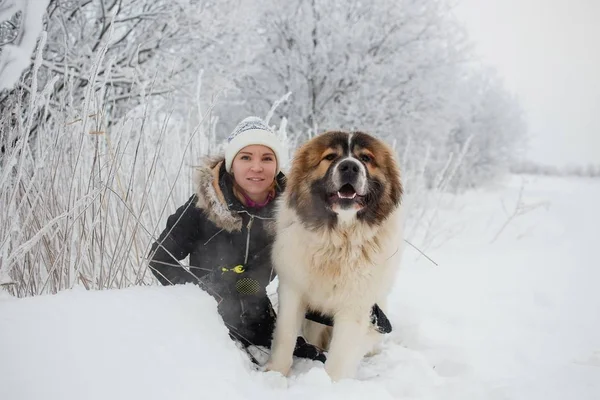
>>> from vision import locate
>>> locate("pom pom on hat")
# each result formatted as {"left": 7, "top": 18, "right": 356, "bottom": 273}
{"left": 225, "top": 117, "right": 284, "bottom": 174}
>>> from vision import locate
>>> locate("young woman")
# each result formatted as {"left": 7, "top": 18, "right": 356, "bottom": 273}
{"left": 147, "top": 116, "right": 325, "bottom": 362}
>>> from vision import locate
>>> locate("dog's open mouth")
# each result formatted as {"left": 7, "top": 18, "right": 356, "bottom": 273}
{"left": 328, "top": 184, "right": 365, "bottom": 207}
{"left": 337, "top": 183, "right": 358, "bottom": 199}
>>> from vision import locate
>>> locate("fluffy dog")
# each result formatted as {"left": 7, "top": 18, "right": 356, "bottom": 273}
{"left": 266, "top": 131, "right": 404, "bottom": 381}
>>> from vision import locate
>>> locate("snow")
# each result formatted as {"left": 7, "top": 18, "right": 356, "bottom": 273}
{"left": 393, "top": 175, "right": 600, "bottom": 399}
{"left": 1, "top": 174, "right": 599, "bottom": 400}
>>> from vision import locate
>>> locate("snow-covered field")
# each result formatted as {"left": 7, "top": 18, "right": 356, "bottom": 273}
{"left": 1, "top": 174, "right": 598, "bottom": 400}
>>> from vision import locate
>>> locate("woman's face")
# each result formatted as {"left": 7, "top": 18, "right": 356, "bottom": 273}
{"left": 231, "top": 145, "right": 277, "bottom": 200}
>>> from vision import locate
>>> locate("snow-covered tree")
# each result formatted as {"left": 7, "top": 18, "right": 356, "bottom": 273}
{"left": 201, "top": 0, "right": 530, "bottom": 194}
{"left": 0, "top": 0, "right": 242, "bottom": 147}
{"left": 0, "top": 0, "right": 252, "bottom": 296}
{"left": 446, "top": 68, "right": 528, "bottom": 189}
{"left": 216, "top": 0, "right": 469, "bottom": 146}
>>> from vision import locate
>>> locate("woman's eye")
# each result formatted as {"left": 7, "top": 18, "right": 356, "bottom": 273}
{"left": 240, "top": 155, "right": 250, "bottom": 161}
{"left": 263, "top": 156, "right": 274, "bottom": 162}
{"left": 324, "top": 153, "right": 337, "bottom": 161}
{"left": 360, "top": 154, "right": 372, "bottom": 163}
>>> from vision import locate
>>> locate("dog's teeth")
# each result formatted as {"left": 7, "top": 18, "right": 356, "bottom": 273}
{"left": 337, "top": 191, "right": 357, "bottom": 199}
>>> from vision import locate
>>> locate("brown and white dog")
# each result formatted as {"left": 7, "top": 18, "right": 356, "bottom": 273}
{"left": 266, "top": 131, "right": 404, "bottom": 381}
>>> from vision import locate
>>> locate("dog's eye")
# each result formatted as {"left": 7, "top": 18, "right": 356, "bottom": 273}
{"left": 359, "top": 154, "right": 372, "bottom": 163}
{"left": 324, "top": 153, "right": 337, "bottom": 161}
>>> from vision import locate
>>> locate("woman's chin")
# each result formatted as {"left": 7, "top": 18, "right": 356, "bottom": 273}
{"left": 242, "top": 184, "right": 269, "bottom": 195}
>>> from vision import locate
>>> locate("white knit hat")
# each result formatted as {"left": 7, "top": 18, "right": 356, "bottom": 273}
{"left": 224, "top": 116, "right": 284, "bottom": 174}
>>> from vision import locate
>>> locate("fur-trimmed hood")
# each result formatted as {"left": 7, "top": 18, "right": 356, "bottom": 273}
{"left": 193, "top": 156, "right": 243, "bottom": 232}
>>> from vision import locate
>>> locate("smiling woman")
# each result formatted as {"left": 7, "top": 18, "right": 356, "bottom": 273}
{"left": 147, "top": 116, "right": 328, "bottom": 364}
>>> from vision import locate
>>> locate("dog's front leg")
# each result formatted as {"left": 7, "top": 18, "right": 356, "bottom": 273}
{"left": 325, "top": 310, "right": 370, "bottom": 381}
{"left": 266, "top": 284, "right": 305, "bottom": 376}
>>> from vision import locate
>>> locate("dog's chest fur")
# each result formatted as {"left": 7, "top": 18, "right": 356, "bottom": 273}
{"left": 273, "top": 205, "right": 402, "bottom": 315}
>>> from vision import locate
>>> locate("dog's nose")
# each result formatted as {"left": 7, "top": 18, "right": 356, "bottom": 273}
{"left": 338, "top": 160, "right": 360, "bottom": 174}
{"left": 337, "top": 159, "right": 363, "bottom": 185}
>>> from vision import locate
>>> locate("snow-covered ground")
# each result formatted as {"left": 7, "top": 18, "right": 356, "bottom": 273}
{"left": 1, "top": 174, "right": 598, "bottom": 400}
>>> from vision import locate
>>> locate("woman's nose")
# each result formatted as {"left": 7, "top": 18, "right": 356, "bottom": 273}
{"left": 250, "top": 161, "right": 263, "bottom": 172}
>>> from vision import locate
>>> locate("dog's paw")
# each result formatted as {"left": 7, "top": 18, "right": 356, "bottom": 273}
{"left": 364, "top": 329, "right": 385, "bottom": 357}
{"left": 365, "top": 341, "right": 384, "bottom": 357}
{"left": 264, "top": 358, "right": 292, "bottom": 377}
{"left": 324, "top": 360, "right": 356, "bottom": 382}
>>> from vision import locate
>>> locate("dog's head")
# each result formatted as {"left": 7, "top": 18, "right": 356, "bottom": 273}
{"left": 285, "top": 131, "right": 403, "bottom": 229}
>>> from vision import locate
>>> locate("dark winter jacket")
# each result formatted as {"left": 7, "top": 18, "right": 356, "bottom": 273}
{"left": 148, "top": 157, "right": 285, "bottom": 346}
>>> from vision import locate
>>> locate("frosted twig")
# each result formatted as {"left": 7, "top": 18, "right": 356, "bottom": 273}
{"left": 404, "top": 239, "right": 438, "bottom": 267}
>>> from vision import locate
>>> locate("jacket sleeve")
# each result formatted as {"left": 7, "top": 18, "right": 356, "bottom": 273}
{"left": 148, "top": 195, "right": 203, "bottom": 286}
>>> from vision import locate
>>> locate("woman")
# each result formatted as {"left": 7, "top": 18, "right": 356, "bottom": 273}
{"left": 147, "top": 116, "right": 326, "bottom": 363}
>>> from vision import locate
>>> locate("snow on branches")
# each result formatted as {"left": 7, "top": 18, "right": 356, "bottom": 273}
{"left": 0, "top": 0, "right": 50, "bottom": 90}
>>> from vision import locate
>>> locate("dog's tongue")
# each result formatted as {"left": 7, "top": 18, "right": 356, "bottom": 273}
{"left": 337, "top": 184, "right": 357, "bottom": 199}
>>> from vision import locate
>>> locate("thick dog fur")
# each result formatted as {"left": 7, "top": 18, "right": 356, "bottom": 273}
{"left": 266, "top": 131, "right": 404, "bottom": 381}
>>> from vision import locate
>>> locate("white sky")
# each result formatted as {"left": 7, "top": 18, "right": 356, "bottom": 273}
{"left": 454, "top": 0, "right": 600, "bottom": 166}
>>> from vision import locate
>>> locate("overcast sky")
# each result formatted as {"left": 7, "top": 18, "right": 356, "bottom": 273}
{"left": 454, "top": 0, "right": 600, "bottom": 167}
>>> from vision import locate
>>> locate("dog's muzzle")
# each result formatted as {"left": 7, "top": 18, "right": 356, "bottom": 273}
{"left": 333, "top": 158, "right": 367, "bottom": 195}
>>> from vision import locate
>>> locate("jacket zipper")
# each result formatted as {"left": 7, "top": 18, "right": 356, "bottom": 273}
{"left": 244, "top": 215, "right": 254, "bottom": 264}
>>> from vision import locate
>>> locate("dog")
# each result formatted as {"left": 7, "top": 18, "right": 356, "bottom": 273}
{"left": 266, "top": 130, "right": 404, "bottom": 381}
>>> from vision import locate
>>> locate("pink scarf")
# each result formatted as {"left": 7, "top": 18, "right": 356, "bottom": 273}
{"left": 241, "top": 190, "right": 274, "bottom": 208}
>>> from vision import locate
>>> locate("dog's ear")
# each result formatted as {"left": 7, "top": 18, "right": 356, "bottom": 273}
{"left": 286, "top": 141, "right": 314, "bottom": 209}
{"left": 388, "top": 154, "right": 403, "bottom": 206}
{"left": 366, "top": 133, "right": 403, "bottom": 208}
{"left": 286, "top": 151, "right": 303, "bottom": 209}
